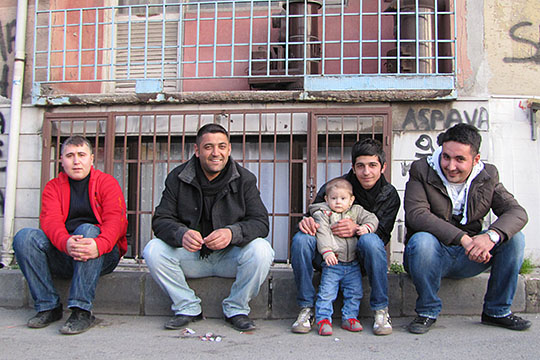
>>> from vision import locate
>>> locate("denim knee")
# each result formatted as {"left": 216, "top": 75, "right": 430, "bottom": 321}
{"left": 499, "top": 232, "right": 525, "bottom": 256}
{"left": 72, "top": 223, "right": 101, "bottom": 238}
{"left": 240, "top": 238, "right": 274, "bottom": 265}
{"left": 357, "top": 233, "right": 385, "bottom": 254}
{"left": 404, "top": 232, "right": 440, "bottom": 271}
{"left": 13, "top": 228, "right": 48, "bottom": 255}
{"left": 142, "top": 238, "right": 165, "bottom": 268}
{"left": 291, "top": 231, "right": 316, "bottom": 257}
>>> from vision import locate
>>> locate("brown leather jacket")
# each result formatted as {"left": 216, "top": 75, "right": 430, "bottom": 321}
{"left": 404, "top": 158, "right": 528, "bottom": 246}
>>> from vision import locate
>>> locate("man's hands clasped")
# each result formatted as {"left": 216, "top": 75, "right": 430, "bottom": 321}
{"left": 461, "top": 233, "right": 494, "bottom": 264}
{"left": 182, "top": 228, "right": 233, "bottom": 252}
{"left": 66, "top": 235, "right": 99, "bottom": 261}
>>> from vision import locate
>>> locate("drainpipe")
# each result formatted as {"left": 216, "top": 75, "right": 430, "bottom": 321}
{"left": 1, "top": 0, "right": 29, "bottom": 267}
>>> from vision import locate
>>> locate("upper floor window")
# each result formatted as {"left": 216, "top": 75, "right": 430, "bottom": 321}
{"left": 32, "top": 0, "right": 456, "bottom": 100}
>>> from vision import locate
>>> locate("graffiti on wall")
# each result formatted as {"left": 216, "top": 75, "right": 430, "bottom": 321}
{"left": 0, "top": 111, "right": 6, "bottom": 214}
{"left": 0, "top": 19, "right": 16, "bottom": 98}
{"left": 401, "top": 107, "right": 489, "bottom": 131}
{"left": 503, "top": 22, "right": 540, "bottom": 64}
{"left": 400, "top": 133, "right": 437, "bottom": 177}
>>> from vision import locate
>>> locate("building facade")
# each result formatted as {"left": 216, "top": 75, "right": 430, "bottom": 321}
{"left": 1, "top": 0, "right": 539, "bottom": 266}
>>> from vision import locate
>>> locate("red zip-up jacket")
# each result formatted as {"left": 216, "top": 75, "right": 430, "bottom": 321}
{"left": 40, "top": 167, "right": 128, "bottom": 257}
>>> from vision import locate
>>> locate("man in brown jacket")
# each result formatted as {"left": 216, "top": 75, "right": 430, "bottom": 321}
{"left": 404, "top": 124, "right": 530, "bottom": 334}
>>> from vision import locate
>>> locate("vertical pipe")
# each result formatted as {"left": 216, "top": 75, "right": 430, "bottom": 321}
{"left": 1, "top": 0, "right": 29, "bottom": 266}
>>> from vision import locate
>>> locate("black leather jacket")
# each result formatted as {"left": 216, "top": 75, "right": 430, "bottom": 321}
{"left": 152, "top": 156, "right": 269, "bottom": 248}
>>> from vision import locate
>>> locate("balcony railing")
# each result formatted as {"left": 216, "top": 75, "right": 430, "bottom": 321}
{"left": 32, "top": 0, "right": 456, "bottom": 99}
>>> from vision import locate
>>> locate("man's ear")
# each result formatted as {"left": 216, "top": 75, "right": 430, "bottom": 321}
{"left": 473, "top": 153, "right": 480, "bottom": 166}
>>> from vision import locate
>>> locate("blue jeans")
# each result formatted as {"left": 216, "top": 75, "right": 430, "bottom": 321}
{"left": 291, "top": 231, "right": 389, "bottom": 311}
{"left": 13, "top": 224, "right": 120, "bottom": 312}
{"left": 404, "top": 231, "right": 525, "bottom": 319}
{"left": 315, "top": 261, "right": 363, "bottom": 323}
{"left": 143, "top": 237, "right": 274, "bottom": 318}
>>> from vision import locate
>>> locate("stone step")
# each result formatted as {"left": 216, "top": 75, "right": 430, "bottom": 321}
{"left": 1, "top": 267, "right": 535, "bottom": 318}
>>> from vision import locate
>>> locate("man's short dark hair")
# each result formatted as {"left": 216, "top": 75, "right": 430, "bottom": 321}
{"left": 196, "top": 123, "right": 229, "bottom": 145}
{"left": 437, "top": 123, "right": 481, "bottom": 155}
{"left": 351, "top": 138, "right": 386, "bottom": 166}
{"left": 61, "top": 135, "right": 93, "bottom": 155}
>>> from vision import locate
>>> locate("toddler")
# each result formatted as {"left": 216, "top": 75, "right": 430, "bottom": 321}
{"left": 308, "top": 178, "right": 379, "bottom": 336}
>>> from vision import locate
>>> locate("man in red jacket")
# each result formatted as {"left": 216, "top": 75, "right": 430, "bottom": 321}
{"left": 13, "top": 136, "right": 127, "bottom": 335}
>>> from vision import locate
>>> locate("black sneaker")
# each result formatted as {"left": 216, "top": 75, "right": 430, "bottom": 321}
{"left": 407, "top": 316, "right": 436, "bottom": 334}
{"left": 225, "top": 314, "right": 256, "bottom": 332}
{"left": 481, "top": 313, "right": 531, "bottom": 331}
{"left": 59, "top": 308, "right": 96, "bottom": 335}
{"left": 27, "top": 304, "right": 63, "bottom": 328}
{"left": 164, "top": 313, "right": 203, "bottom": 330}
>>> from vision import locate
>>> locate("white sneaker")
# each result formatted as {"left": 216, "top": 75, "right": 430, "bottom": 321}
{"left": 291, "top": 307, "right": 314, "bottom": 333}
{"left": 373, "top": 307, "right": 392, "bottom": 335}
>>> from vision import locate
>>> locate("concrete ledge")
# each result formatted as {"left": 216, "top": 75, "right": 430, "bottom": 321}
{"left": 143, "top": 274, "right": 269, "bottom": 318}
{"left": 0, "top": 267, "right": 532, "bottom": 318}
{"left": 0, "top": 270, "right": 28, "bottom": 308}
{"left": 525, "top": 274, "right": 540, "bottom": 313}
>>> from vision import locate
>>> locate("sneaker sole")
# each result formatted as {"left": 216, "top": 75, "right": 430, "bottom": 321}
{"left": 341, "top": 325, "right": 363, "bottom": 332}
{"left": 291, "top": 323, "right": 313, "bottom": 334}
{"left": 481, "top": 319, "right": 532, "bottom": 331}
{"left": 408, "top": 324, "right": 432, "bottom": 334}
{"left": 27, "top": 317, "right": 62, "bottom": 329}
{"left": 373, "top": 327, "right": 392, "bottom": 336}
{"left": 225, "top": 316, "right": 256, "bottom": 332}
{"left": 164, "top": 314, "right": 203, "bottom": 330}
{"left": 227, "top": 322, "right": 256, "bottom": 332}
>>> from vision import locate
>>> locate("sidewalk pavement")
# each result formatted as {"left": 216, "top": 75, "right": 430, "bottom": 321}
{"left": 0, "top": 307, "right": 538, "bottom": 360}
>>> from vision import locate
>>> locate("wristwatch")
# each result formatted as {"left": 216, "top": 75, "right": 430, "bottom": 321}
{"left": 486, "top": 230, "right": 500, "bottom": 244}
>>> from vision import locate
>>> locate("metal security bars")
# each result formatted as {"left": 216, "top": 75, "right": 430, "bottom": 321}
{"left": 32, "top": 0, "right": 456, "bottom": 97}
{"left": 42, "top": 108, "right": 391, "bottom": 262}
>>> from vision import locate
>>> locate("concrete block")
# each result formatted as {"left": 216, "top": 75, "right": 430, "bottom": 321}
{"left": 15, "top": 189, "right": 41, "bottom": 218}
{"left": 143, "top": 273, "right": 270, "bottom": 319}
{"left": 93, "top": 271, "right": 144, "bottom": 315}
{"left": 438, "top": 275, "right": 488, "bottom": 315}
{"left": 14, "top": 218, "right": 40, "bottom": 234}
{"left": 0, "top": 269, "right": 28, "bottom": 307}
{"left": 403, "top": 273, "right": 526, "bottom": 316}
{"left": 143, "top": 273, "right": 173, "bottom": 316}
{"left": 18, "top": 135, "right": 42, "bottom": 161}
{"left": 387, "top": 274, "right": 403, "bottom": 317}
{"left": 19, "top": 107, "right": 44, "bottom": 134}
{"left": 513, "top": 275, "right": 526, "bottom": 313}
{"left": 17, "top": 161, "right": 42, "bottom": 188}
{"left": 525, "top": 275, "right": 540, "bottom": 313}
{"left": 269, "top": 268, "right": 298, "bottom": 319}
{"left": 403, "top": 274, "right": 487, "bottom": 316}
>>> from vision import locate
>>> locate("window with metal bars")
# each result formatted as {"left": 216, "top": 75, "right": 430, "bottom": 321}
{"left": 42, "top": 108, "right": 391, "bottom": 262}
{"left": 33, "top": 0, "right": 456, "bottom": 97}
